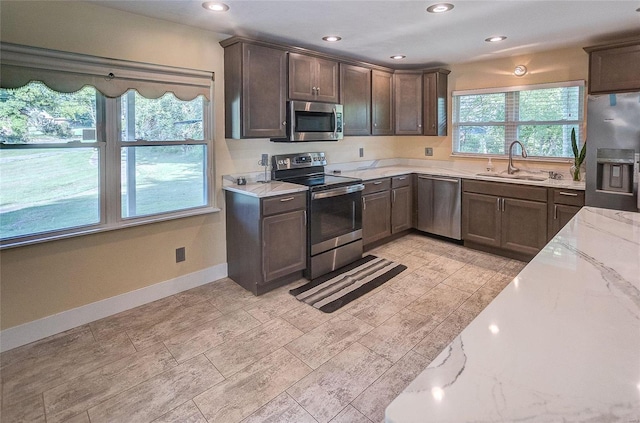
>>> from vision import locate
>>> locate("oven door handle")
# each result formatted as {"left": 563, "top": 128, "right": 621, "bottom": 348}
{"left": 312, "top": 184, "right": 365, "bottom": 200}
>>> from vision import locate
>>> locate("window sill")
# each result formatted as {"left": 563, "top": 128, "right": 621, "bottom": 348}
{"left": 0, "top": 206, "right": 221, "bottom": 250}
{"left": 450, "top": 153, "right": 573, "bottom": 164}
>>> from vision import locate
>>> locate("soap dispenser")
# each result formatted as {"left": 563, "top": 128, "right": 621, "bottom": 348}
{"left": 486, "top": 158, "right": 494, "bottom": 172}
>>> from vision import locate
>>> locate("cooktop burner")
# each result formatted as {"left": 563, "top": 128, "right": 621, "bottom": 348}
{"left": 281, "top": 173, "right": 361, "bottom": 189}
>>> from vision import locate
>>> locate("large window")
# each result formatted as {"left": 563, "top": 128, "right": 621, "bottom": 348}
{"left": 452, "top": 81, "right": 584, "bottom": 158}
{"left": 0, "top": 43, "right": 214, "bottom": 247}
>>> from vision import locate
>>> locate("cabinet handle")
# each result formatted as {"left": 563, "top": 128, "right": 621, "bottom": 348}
{"left": 304, "top": 210, "right": 307, "bottom": 225}
{"left": 502, "top": 198, "right": 506, "bottom": 212}
{"left": 373, "top": 181, "right": 383, "bottom": 185}
{"left": 279, "top": 196, "right": 295, "bottom": 202}
{"left": 312, "top": 86, "right": 316, "bottom": 94}
{"left": 558, "top": 192, "right": 578, "bottom": 197}
{"left": 362, "top": 196, "right": 366, "bottom": 210}
{"left": 393, "top": 190, "right": 396, "bottom": 203}
{"left": 418, "top": 124, "right": 422, "bottom": 128}
{"left": 316, "top": 87, "right": 320, "bottom": 94}
{"left": 497, "top": 197, "right": 501, "bottom": 212}
{"left": 397, "top": 176, "right": 407, "bottom": 181}
{"left": 282, "top": 121, "right": 286, "bottom": 126}
{"left": 374, "top": 123, "right": 378, "bottom": 127}
{"left": 554, "top": 204, "right": 558, "bottom": 220}
{"left": 432, "top": 123, "right": 436, "bottom": 129}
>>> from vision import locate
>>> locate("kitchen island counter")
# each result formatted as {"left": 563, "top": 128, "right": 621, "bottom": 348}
{"left": 386, "top": 206, "right": 640, "bottom": 422}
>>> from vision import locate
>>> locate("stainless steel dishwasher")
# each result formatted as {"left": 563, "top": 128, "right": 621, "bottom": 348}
{"left": 416, "top": 175, "right": 461, "bottom": 240}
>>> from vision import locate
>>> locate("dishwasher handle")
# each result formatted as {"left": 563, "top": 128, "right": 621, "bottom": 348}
{"left": 418, "top": 175, "right": 460, "bottom": 184}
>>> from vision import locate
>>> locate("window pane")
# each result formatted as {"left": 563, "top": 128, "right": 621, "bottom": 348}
{"left": 121, "top": 91, "right": 204, "bottom": 141}
{"left": 457, "top": 93, "right": 505, "bottom": 123}
{"left": 0, "top": 82, "right": 99, "bottom": 144}
{"left": 518, "top": 124, "right": 578, "bottom": 157}
{"left": 519, "top": 87, "right": 581, "bottom": 121}
{"left": 0, "top": 147, "right": 100, "bottom": 239}
{"left": 456, "top": 126, "right": 505, "bottom": 154}
{"left": 121, "top": 145, "right": 207, "bottom": 218}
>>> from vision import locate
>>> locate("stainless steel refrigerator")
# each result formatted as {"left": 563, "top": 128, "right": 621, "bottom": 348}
{"left": 585, "top": 92, "right": 640, "bottom": 211}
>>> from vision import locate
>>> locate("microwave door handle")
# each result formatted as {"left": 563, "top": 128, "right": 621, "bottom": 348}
{"left": 333, "top": 108, "right": 338, "bottom": 138}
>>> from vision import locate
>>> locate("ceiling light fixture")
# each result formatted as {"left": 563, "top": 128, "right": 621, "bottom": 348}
{"left": 426, "top": 3, "right": 454, "bottom": 13}
{"left": 390, "top": 55, "right": 406, "bottom": 60}
{"left": 322, "top": 36, "right": 342, "bottom": 42}
{"left": 202, "top": 2, "right": 229, "bottom": 12}
{"left": 514, "top": 64, "right": 527, "bottom": 77}
{"left": 485, "top": 35, "right": 507, "bottom": 43}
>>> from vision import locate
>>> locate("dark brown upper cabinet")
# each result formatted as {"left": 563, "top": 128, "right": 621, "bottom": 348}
{"left": 423, "top": 69, "right": 450, "bottom": 136}
{"left": 222, "top": 41, "right": 287, "bottom": 139}
{"left": 340, "top": 64, "right": 371, "bottom": 136}
{"left": 394, "top": 72, "right": 423, "bottom": 135}
{"left": 372, "top": 70, "right": 394, "bottom": 135}
{"left": 289, "top": 53, "right": 339, "bottom": 103}
{"left": 585, "top": 38, "right": 640, "bottom": 94}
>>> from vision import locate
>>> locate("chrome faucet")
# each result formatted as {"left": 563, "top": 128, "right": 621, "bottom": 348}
{"left": 508, "top": 140, "right": 528, "bottom": 174}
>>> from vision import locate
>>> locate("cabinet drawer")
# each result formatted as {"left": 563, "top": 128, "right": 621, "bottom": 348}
{"left": 463, "top": 179, "right": 547, "bottom": 202}
{"left": 552, "top": 189, "right": 585, "bottom": 206}
{"left": 262, "top": 193, "right": 306, "bottom": 216}
{"left": 363, "top": 178, "right": 391, "bottom": 194}
{"left": 391, "top": 174, "right": 411, "bottom": 188}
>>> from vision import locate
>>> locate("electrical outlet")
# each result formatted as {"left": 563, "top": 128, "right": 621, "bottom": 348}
{"left": 425, "top": 147, "right": 433, "bottom": 156}
{"left": 359, "top": 147, "right": 364, "bottom": 158}
{"left": 260, "top": 153, "right": 269, "bottom": 167}
{"left": 176, "top": 247, "right": 186, "bottom": 263}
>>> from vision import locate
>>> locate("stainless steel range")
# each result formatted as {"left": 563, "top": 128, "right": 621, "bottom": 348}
{"left": 271, "top": 152, "right": 364, "bottom": 280}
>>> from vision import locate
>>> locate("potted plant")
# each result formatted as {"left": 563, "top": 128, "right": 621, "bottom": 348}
{"left": 570, "top": 128, "right": 586, "bottom": 181}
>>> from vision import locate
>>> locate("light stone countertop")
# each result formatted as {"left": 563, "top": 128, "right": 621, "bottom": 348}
{"left": 385, "top": 206, "right": 640, "bottom": 422}
{"left": 222, "top": 181, "right": 308, "bottom": 198}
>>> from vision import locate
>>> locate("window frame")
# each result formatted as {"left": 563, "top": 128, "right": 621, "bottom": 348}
{"left": 0, "top": 46, "right": 217, "bottom": 249}
{"left": 451, "top": 80, "right": 585, "bottom": 160}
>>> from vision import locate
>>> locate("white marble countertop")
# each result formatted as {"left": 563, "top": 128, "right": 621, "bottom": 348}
{"left": 223, "top": 181, "right": 308, "bottom": 198}
{"left": 386, "top": 206, "right": 640, "bottom": 422}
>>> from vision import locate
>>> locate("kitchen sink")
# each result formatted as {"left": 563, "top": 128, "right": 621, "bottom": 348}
{"left": 476, "top": 172, "right": 548, "bottom": 181}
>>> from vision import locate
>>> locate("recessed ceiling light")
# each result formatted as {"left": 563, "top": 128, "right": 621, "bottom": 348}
{"left": 485, "top": 35, "right": 507, "bottom": 43}
{"left": 427, "top": 3, "right": 454, "bottom": 13}
{"left": 322, "top": 36, "right": 342, "bottom": 42}
{"left": 390, "top": 55, "right": 406, "bottom": 60}
{"left": 202, "top": 2, "right": 229, "bottom": 12}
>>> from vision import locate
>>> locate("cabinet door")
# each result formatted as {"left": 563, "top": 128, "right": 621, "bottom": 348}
{"left": 315, "top": 57, "right": 340, "bottom": 103}
{"left": 394, "top": 73, "right": 423, "bottom": 135}
{"left": 589, "top": 44, "right": 640, "bottom": 94}
{"left": 242, "top": 44, "right": 287, "bottom": 138}
{"left": 362, "top": 191, "right": 391, "bottom": 245}
{"left": 423, "top": 70, "right": 448, "bottom": 136}
{"left": 462, "top": 192, "right": 501, "bottom": 247}
{"left": 289, "top": 53, "right": 317, "bottom": 101}
{"left": 549, "top": 204, "right": 581, "bottom": 238}
{"left": 340, "top": 64, "right": 371, "bottom": 135}
{"left": 372, "top": 70, "right": 394, "bottom": 135}
{"left": 501, "top": 198, "right": 548, "bottom": 256}
{"left": 391, "top": 186, "right": 412, "bottom": 233}
{"left": 262, "top": 210, "right": 306, "bottom": 283}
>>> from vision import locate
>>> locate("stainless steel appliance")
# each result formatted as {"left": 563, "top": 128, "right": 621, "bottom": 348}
{"left": 271, "top": 101, "right": 344, "bottom": 142}
{"left": 416, "top": 175, "right": 462, "bottom": 240}
{"left": 271, "top": 152, "right": 364, "bottom": 279}
{"left": 586, "top": 92, "right": 640, "bottom": 211}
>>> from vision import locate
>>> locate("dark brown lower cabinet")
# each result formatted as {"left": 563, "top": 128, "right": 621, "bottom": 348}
{"left": 226, "top": 190, "right": 307, "bottom": 295}
{"left": 547, "top": 188, "right": 585, "bottom": 240}
{"left": 391, "top": 176, "right": 412, "bottom": 233}
{"left": 462, "top": 180, "right": 548, "bottom": 260}
{"left": 362, "top": 190, "right": 391, "bottom": 245}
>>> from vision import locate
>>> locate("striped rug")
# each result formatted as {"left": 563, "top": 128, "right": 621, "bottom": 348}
{"left": 289, "top": 255, "right": 407, "bottom": 313}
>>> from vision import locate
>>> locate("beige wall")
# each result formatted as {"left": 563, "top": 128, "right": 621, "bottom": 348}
{"left": 0, "top": 1, "right": 588, "bottom": 330}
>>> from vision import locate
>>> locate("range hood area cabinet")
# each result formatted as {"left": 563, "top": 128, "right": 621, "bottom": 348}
{"left": 289, "top": 53, "right": 339, "bottom": 103}
{"left": 585, "top": 38, "right": 640, "bottom": 94}
{"left": 393, "top": 69, "right": 450, "bottom": 136}
{"left": 222, "top": 40, "right": 287, "bottom": 139}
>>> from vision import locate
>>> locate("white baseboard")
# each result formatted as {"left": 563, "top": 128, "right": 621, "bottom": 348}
{"left": 0, "top": 263, "right": 228, "bottom": 353}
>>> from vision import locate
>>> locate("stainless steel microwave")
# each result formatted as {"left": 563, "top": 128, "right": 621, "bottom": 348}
{"left": 272, "top": 101, "right": 343, "bottom": 142}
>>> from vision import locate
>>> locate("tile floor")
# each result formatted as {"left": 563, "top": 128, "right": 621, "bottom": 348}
{"left": 1, "top": 234, "right": 526, "bottom": 423}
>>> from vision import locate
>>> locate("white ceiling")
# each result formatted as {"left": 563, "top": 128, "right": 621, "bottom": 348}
{"left": 90, "top": 0, "right": 640, "bottom": 67}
